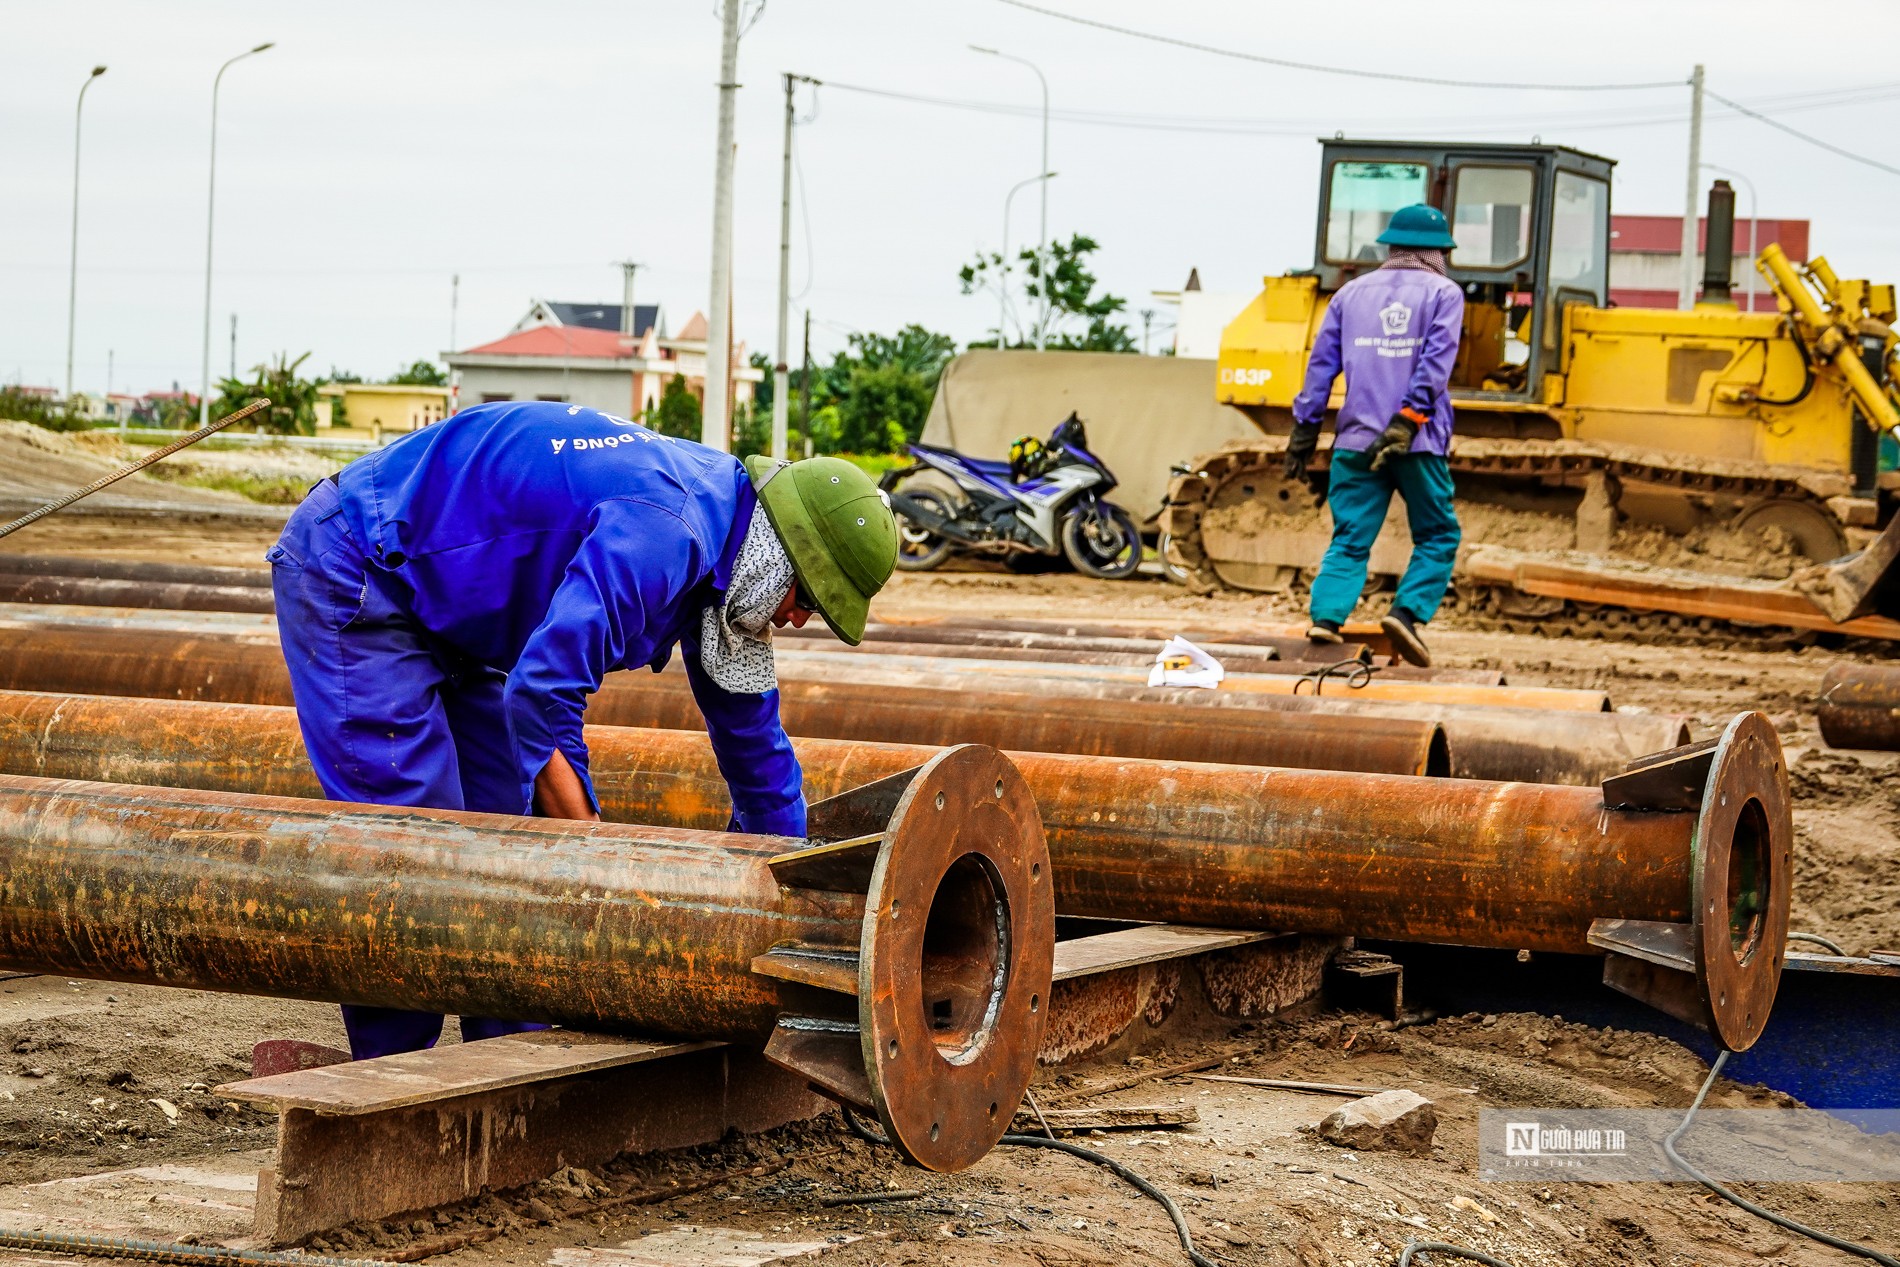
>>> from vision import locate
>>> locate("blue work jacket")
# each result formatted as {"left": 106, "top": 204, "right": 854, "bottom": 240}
{"left": 331, "top": 400, "right": 803, "bottom": 834}
{"left": 1292, "top": 265, "right": 1464, "bottom": 456}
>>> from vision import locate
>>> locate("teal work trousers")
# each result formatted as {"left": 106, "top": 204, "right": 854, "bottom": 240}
{"left": 1308, "top": 448, "right": 1461, "bottom": 626}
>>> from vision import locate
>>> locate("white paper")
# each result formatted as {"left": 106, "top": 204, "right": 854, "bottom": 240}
{"left": 1148, "top": 634, "right": 1225, "bottom": 689}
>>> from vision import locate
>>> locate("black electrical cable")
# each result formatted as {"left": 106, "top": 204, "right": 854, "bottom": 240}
{"left": 1705, "top": 90, "right": 1900, "bottom": 179}
{"left": 1788, "top": 930, "right": 1849, "bottom": 956}
{"left": 1400, "top": 1243, "right": 1517, "bottom": 1267}
{"left": 839, "top": 1104, "right": 1220, "bottom": 1267}
{"left": 1293, "top": 658, "right": 1375, "bottom": 694}
{"left": 989, "top": 0, "right": 1684, "bottom": 92}
{"left": 1665, "top": 1051, "right": 1900, "bottom": 1267}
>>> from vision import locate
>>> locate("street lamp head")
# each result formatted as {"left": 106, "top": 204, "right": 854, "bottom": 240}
{"left": 251, "top": 42, "right": 275, "bottom": 53}
{"left": 89, "top": 65, "right": 107, "bottom": 78}
{"left": 969, "top": 44, "right": 1000, "bottom": 55}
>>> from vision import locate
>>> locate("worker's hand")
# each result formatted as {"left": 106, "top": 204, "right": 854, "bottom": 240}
{"left": 534, "top": 749, "right": 601, "bottom": 822}
{"left": 1283, "top": 424, "right": 1322, "bottom": 483}
{"left": 1366, "top": 409, "right": 1424, "bottom": 472}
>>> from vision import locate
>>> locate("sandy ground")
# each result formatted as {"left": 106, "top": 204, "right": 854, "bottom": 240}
{"left": 0, "top": 529, "right": 1896, "bottom": 1266}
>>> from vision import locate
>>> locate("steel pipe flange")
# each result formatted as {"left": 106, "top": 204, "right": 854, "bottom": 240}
{"left": 858, "top": 744, "right": 1052, "bottom": 1171}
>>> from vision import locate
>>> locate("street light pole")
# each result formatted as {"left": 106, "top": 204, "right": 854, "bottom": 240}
{"left": 199, "top": 41, "right": 274, "bottom": 427}
{"left": 971, "top": 47, "right": 1049, "bottom": 349}
{"left": 1000, "top": 172, "right": 1056, "bottom": 349}
{"left": 65, "top": 65, "right": 106, "bottom": 411}
{"left": 1701, "top": 162, "right": 1759, "bottom": 312}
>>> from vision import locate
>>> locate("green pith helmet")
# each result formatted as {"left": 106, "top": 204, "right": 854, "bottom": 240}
{"left": 1377, "top": 203, "right": 1457, "bottom": 250}
{"left": 745, "top": 455, "right": 898, "bottom": 645}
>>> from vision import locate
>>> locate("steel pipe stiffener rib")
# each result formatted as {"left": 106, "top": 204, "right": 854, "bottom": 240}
{"left": 0, "top": 691, "right": 1788, "bottom": 1050}
{"left": 1816, "top": 662, "right": 1900, "bottom": 751}
{"left": 0, "top": 745, "right": 1054, "bottom": 1172}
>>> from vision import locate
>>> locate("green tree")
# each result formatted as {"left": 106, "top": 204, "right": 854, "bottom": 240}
{"left": 646, "top": 374, "right": 702, "bottom": 441}
{"left": 214, "top": 351, "right": 322, "bottom": 435}
{"left": 388, "top": 360, "right": 447, "bottom": 386}
{"left": 837, "top": 361, "right": 930, "bottom": 454}
{"left": 959, "top": 232, "right": 1135, "bottom": 352}
{"left": 748, "top": 350, "right": 774, "bottom": 417}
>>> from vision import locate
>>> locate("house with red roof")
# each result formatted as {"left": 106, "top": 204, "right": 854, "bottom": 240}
{"left": 442, "top": 299, "right": 759, "bottom": 422}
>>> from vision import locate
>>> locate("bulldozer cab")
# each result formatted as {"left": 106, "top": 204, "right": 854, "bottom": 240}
{"left": 1311, "top": 139, "right": 1616, "bottom": 402}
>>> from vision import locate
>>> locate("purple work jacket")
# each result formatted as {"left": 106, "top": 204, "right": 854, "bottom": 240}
{"left": 1291, "top": 266, "right": 1464, "bottom": 456}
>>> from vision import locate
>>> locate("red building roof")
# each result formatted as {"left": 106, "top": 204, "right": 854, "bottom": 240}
{"left": 1611, "top": 215, "right": 1809, "bottom": 260}
{"left": 460, "top": 325, "right": 632, "bottom": 359}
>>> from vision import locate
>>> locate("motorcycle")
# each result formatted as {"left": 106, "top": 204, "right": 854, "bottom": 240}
{"left": 878, "top": 413, "right": 1144, "bottom": 580}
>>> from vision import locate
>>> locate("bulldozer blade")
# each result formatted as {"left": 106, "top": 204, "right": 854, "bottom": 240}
{"left": 1799, "top": 515, "right": 1900, "bottom": 624}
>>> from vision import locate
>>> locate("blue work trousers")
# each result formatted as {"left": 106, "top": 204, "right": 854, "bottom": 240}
{"left": 268, "top": 479, "right": 549, "bottom": 1061}
{"left": 1308, "top": 449, "right": 1461, "bottom": 627}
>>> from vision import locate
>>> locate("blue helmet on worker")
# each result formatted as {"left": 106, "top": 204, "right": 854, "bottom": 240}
{"left": 1377, "top": 204, "right": 1457, "bottom": 251}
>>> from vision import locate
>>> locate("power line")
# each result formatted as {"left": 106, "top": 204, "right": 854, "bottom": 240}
{"left": 989, "top": 0, "right": 1685, "bottom": 91}
{"left": 1706, "top": 88, "right": 1900, "bottom": 178}
{"left": 817, "top": 76, "right": 1900, "bottom": 143}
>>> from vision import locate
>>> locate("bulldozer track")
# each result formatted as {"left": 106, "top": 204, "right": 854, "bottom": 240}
{"left": 1162, "top": 438, "right": 1875, "bottom": 646}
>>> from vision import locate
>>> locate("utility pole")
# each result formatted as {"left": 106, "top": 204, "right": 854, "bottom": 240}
{"left": 449, "top": 272, "right": 460, "bottom": 351}
{"left": 65, "top": 64, "right": 106, "bottom": 410}
{"left": 773, "top": 73, "right": 817, "bottom": 461}
{"left": 1678, "top": 63, "right": 1705, "bottom": 311}
{"left": 228, "top": 313, "right": 237, "bottom": 379}
{"left": 800, "top": 309, "right": 813, "bottom": 459}
{"left": 702, "top": 0, "right": 742, "bottom": 451}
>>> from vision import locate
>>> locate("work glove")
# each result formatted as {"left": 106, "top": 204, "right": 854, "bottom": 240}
{"left": 1366, "top": 408, "right": 1425, "bottom": 472}
{"left": 1283, "top": 423, "right": 1321, "bottom": 482}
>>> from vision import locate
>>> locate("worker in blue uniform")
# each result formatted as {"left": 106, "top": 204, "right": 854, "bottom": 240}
{"left": 268, "top": 400, "right": 899, "bottom": 1060}
{"left": 1285, "top": 203, "right": 1465, "bottom": 667}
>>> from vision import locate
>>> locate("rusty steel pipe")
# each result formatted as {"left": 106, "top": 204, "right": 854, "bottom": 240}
{"left": 0, "top": 552, "right": 272, "bottom": 588}
{"left": 0, "top": 627, "right": 1451, "bottom": 778}
{"left": 776, "top": 631, "right": 1504, "bottom": 684}
{"left": 0, "top": 746, "right": 1053, "bottom": 1172}
{"left": 865, "top": 614, "right": 1397, "bottom": 660}
{"left": 0, "top": 571, "right": 274, "bottom": 613}
{"left": 770, "top": 647, "right": 1610, "bottom": 711}
{"left": 1816, "top": 663, "right": 1900, "bottom": 750}
{"left": 0, "top": 623, "right": 1633, "bottom": 780}
{"left": 0, "top": 691, "right": 1788, "bottom": 1050}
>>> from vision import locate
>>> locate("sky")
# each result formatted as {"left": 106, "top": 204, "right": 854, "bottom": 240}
{"left": 4, "top": 0, "right": 1897, "bottom": 397}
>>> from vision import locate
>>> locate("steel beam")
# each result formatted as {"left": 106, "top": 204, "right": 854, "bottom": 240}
{"left": 1816, "top": 663, "right": 1900, "bottom": 751}
{"left": 0, "top": 691, "right": 1788, "bottom": 1049}
{"left": 0, "top": 746, "right": 1054, "bottom": 1172}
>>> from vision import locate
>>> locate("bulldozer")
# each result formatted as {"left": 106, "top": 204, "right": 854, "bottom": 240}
{"left": 1162, "top": 138, "right": 1900, "bottom": 641}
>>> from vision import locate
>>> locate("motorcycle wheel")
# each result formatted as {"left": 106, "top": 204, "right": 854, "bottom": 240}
{"left": 893, "top": 488, "right": 957, "bottom": 572}
{"left": 1061, "top": 505, "right": 1143, "bottom": 580}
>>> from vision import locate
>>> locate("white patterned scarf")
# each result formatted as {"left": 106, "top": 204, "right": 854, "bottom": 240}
{"left": 1382, "top": 247, "right": 1449, "bottom": 276}
{"left": 698, "top": 503, "right": 795, "bottom": 694}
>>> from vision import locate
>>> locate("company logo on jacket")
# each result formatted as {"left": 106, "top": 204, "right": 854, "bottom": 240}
{"left": 1379, "top": 301, "right": 1413, "bottom": 337}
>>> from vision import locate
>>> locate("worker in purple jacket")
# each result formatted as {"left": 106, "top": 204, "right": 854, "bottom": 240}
{"left": 1285, "top": 203, "right": 1465, "bottom": 667}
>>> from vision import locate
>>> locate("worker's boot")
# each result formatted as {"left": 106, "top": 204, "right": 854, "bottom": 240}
{"left": 1306, "top": 619, "right": 1343, "bottom": 647}
{"left": 1381, "top": 608, "right": 1432, "bottom": 668}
